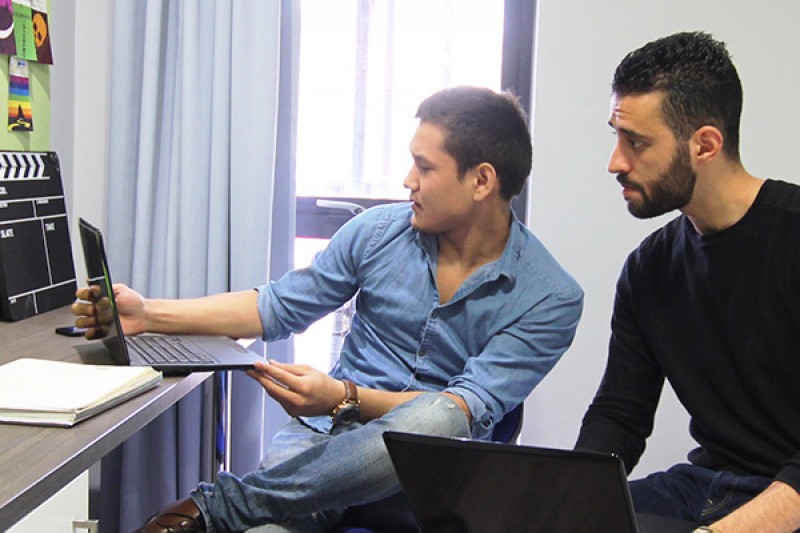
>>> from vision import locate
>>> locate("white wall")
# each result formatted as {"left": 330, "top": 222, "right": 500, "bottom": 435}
{"left": 523, "top": 0, "right": 800, "bottom": 477}
{"left": 50, "top": 0, "right": 113, "bottom": 286}
{"left": 49, "top": 1, "right": 113, "bottom": 506}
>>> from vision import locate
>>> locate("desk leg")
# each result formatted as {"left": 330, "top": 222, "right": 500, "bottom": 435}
{"left": 210, "top": 371, "right": 233, "bottom": 477}
{"left": 224, "top": 370, "right": 233, "bottom": 470}
{"left": 209, "top": 372, "right": 221, "bottom": 478}
{"left": 72, "top": 519, "right": 99, "bottom": 532}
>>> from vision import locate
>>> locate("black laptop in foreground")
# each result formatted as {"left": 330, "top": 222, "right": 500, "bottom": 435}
{"left": 383, "top": 431, "right": 696, "bottom": 533}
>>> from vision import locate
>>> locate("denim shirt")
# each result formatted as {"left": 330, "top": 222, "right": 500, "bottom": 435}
{"left": 256, "top": 203, "right": 583, "bottom": 440}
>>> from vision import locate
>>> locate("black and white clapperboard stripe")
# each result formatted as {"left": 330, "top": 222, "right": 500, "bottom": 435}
{"left": 0, "top": 152, "right": 47, "bottom": 181}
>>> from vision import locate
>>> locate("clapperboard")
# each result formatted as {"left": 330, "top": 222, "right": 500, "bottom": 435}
{"left": 0, "top": 152, "right": 77, "bottom": 321}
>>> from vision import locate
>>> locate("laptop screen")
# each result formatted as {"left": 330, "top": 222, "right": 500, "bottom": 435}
{"left": 383, "top": 431, "right": 639, "bottom": 533}
{"left": 78, "top": 218, "right": 130, "bottom": 365}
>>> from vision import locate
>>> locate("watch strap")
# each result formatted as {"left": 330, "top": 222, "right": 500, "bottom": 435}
{"left": 331, "top": 380, "right": 360, "bottom": 419}
{"left": 342, "top": 379, "right": 358, "bottom": 404}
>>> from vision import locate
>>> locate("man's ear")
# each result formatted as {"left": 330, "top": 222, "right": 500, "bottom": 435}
{"left": 472, "top": 162, "right": 498, "bottom": 201}
{"left": 691, "top": 125, "right": 724, "bottom": 164}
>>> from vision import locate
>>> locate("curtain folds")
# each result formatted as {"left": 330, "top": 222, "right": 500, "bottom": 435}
{"left": 101, "top": 1, "right": 289, "bottom": 530}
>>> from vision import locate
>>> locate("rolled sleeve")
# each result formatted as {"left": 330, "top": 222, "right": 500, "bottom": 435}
{"left": 255, "top": 283, "right": 291, "bottom": 342}
{"left": 446, "top": 386, "right": 488, "bottom": 433}
{"left": 446, "top": 286, "right": 583, "bottom": 440}
{"left": 253, "top": 208, "right": 378, "bottom": 342}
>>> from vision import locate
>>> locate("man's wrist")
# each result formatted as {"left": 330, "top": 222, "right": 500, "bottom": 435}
{"left": 693, "top": 526, "right": 721, "bottom": 533}
{"left": 331, "top": 380, "right": 360, "bottom": 425}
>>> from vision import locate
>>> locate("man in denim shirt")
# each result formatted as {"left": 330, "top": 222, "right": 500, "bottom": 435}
{"left": 75, "top": 86, "right": 583, "bottom": 532}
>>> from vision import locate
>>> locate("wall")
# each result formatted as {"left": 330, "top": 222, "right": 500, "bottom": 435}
{"left": 48, "top": 0, "right": 112, "bottom": 508}
{"left": 0, "top": 0, "right": 53, "bottom": 152}
{"left": 50, "top": 0, "right": 112, "bottom": 286}
{"left": 523, "top": 0, "right": 800, "bottom": 477}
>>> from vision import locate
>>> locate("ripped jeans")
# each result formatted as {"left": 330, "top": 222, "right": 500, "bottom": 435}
{"left": 191, "top": 393, "right": 471, "bottom": 532}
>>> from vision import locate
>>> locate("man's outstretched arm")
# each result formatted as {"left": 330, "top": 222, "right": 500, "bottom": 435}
{"left": 73, "top": 283, "right": 264, "bottom": 340}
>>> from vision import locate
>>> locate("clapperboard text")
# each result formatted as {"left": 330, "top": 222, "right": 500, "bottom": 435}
{"left": 0, "top": 151, "right": 77, "bottom": 321}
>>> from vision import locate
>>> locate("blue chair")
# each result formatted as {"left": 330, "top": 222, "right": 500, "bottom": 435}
{"left": 334, "top": 404, "right": 524, "bottom": 533}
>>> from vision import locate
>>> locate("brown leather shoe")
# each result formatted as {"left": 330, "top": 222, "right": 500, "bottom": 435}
{"left": 133, "top": 498, "right": 205, "bottom": 533}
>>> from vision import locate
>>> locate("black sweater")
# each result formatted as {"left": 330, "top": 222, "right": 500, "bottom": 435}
{"left": 576, "top": 179, "right": 800, "bottom": 493}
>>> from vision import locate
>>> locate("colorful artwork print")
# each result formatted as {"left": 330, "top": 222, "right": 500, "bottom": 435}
{"left": 0, "top": 0, "right": 15, "bottom": 56}
{"left": 30, "top": 0, "right": 50, "bottom": 63}
{"left": 8, "top": 57, "right": 33, "bottom": 131}
{"left": 11, "top": 0, "right": 35, "bottom": 61}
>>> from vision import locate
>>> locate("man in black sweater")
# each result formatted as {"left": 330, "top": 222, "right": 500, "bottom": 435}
{"left": 576, "top": 32, "right": 800, "bottom": 533}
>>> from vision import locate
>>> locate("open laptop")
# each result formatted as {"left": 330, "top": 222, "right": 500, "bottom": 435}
{"left": 77, "top": 217, "right": 264, "bottom": 374}
{"left": 383, "top": 431, "right": 695, "bottom": 533}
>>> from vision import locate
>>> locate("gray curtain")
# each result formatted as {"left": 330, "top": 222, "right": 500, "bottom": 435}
{"left": 99, "top": 1, "right": 293, "bottom": 530}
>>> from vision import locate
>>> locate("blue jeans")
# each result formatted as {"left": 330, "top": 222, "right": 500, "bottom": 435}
{"left": 191, "top": 393, "right": 471, "bottom": 532}
{"left": 630, "top": 463, "right": 772, "bottom": 525}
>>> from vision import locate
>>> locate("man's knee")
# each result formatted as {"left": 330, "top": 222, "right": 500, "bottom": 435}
{"left": 382, "top": 393, "right": 471, "bottom": 437}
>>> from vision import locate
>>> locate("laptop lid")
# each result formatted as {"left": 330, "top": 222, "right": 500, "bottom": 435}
{"left": 78, "top": 217, "right": 131, "bottom": 365}
{"left": 383, "top": 431, "right": 640, "bottom": 533}
{"left": 77, "top": 217, "right": 263, "bottom": 373}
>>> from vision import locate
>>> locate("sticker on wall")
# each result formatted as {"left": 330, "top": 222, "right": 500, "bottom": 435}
{"left": 11, "top": 0, "right": 34, "bottom": 61}
{"left": 8, "top": 57, "right": 33, "bottom": 131}
{"left": 0, "top": 0, "right": 15, "bottom": 56}
{"left": 29, "top": 0, "right": 50, "bottom": 64}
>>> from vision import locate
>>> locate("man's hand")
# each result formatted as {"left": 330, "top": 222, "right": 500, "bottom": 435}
{"left": 246, "top": 360, "right": 347, "bottom": 418}
{"left": 72, "top": 283, "right": 148, "bottom": 338}
{"left": 247, "top": 360, "right": 475, "bottom": 426}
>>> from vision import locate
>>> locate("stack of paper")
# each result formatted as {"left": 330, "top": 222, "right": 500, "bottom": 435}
{"left": 0, "top": 358, "right": 162, "bottom": 427}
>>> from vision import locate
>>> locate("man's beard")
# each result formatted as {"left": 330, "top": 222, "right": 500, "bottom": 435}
{"left": 618, "top": 145, "right": 696, "bottom": 219}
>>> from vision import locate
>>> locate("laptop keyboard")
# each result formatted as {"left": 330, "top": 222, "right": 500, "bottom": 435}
{"left": 127, "top": 335, "right": 215, "bottom": 365}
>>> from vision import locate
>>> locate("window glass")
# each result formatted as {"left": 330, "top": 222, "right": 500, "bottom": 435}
{"left": 297, "top": 0, "right": 505, "bottom": 200}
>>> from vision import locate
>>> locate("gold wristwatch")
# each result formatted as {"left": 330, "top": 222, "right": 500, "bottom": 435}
{"left": 331, "top": 380, "right": 360, "bottom": 426}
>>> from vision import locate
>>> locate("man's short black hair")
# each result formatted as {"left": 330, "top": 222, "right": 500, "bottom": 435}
{"left": 416, "top": 86, "right": 532, "bottom": 200}
{"left": 613, "top": 31, "right": 743, "bottom": 161}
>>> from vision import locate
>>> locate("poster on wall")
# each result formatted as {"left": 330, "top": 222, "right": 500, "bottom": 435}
{"left": 30, "top": 0, "right": 50, "bottom": 64}
{"left": 11, "top": 0, "right": 34, "bottom": 61}
{"left": 0, "top": 0, "right": 15, "bottom": 56}
{"left": 7, "top": 57, "right": 32, "bottom": 131}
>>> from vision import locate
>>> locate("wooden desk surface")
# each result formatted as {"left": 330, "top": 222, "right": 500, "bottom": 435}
{"left": 0, "top": 307, "right": 212, "bottom": 529}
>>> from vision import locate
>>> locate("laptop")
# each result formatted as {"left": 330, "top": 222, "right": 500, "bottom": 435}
{"left": 383, "top": 431, "right": 695, "bottom": 533}
{"left": 77, "top": 217, "right": 264, "bottom": 374}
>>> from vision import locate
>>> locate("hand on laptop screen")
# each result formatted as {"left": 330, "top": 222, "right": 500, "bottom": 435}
{"left": 72, "top": 285, "right": 113, "bottom": 339}
{"left": 73, "top": 282, "right": 151, "bottom": 340}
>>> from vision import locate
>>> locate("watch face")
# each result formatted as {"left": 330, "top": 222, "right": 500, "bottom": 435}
{"left": 336, "top": 404, "right": 360, "bottom": 425}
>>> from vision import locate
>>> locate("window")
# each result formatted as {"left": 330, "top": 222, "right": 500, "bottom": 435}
{"left": 293, "top": 0, "right": 534, "bottom": 370}
{"left": 297, "top": 0, "right": 505, "bottom": 201}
